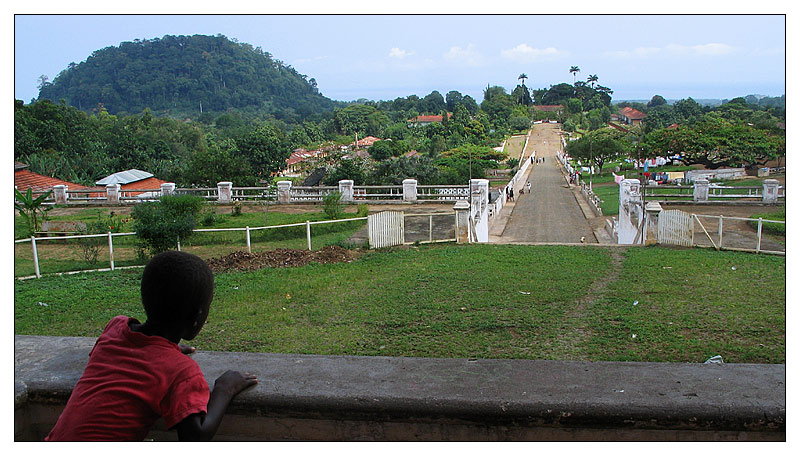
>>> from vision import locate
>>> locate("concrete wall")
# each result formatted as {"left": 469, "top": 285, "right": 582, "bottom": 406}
{"left": 15, "top": 335, "right": 784, "bottom": 441}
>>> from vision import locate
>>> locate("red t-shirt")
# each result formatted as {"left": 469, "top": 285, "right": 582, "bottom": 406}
{"left": 46, "top": 316, "right": 209, "bottom": 441}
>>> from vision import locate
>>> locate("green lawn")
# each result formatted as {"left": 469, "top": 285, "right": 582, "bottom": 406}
{"left": 15, "top": 244, "right": 785, "bottom": 363}
{"left": 14, "top": 205, "right": 368, "bottom": 277}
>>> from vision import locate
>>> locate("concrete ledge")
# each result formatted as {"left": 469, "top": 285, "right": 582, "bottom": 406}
{"left": 15, "top": 335, "right": 785, "bottom": 441}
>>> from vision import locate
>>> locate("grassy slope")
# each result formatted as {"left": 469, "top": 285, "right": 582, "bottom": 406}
{"left": 15, "top": 244, "right": 785, "bottom": 363}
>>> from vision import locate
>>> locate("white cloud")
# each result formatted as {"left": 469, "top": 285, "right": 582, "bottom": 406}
{"left": 500, "top": 44, "right": 562, "bottom": 62}
{"left": 443, "top": 44, "right": 484, "bottom": 67}
{"left": 388, "top": 47, "right": 414, "bottom": 59}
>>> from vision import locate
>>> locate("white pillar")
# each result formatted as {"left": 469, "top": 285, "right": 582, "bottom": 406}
{"left": 453, "top": 200, "right": 470, "bottom": 244}
{"left": 277, "top": 181, "right": 292, "bottom": 204}
{"left": 160, "top": 182, "right": 176, "bottom": 196}
{"left": 338, "top": 179, "right": 354, "bottom": 202}
{"left": 617, "top": 179, "right": 642, "bottom": 244}
{"left": 762, "top": 179, "right": 779, "bottom": 203}
{"left": 693, "top": 179, "right": 709, "bottom": 202}
{"left": 217, "top": 181, "right": 233, "bottom": 203}
{"left": 644, "top": 201, "right": 663, "bottom": 246}
{"left": 469, "top": 179, "right": 490, "bottom": 243}
{"left": 402, "top": 179, "right": 418, "bottom": 202}
{"left": 53, "top": 185, "right": 68, "bottom": 204}
{"left": 106, "top": 184, "right": 120, "bottom": 203}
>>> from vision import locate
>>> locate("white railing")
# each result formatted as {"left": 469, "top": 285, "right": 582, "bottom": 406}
{"left": 690, "top": 214, "right": 785, "bottom": 255}
{"left": 417, "top": 185, "right": 469, "bottom": 201}
{"left": 14, "top": 216, "right": 368, "bottom": 279}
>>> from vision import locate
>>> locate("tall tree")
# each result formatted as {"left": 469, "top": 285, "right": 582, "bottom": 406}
{"left": 569, "top": 66, "right": 580, "bottom": 84}
{"left": 587, "top": 74, "right": 599, "bottom": 89}
{"left": 518, "top": 73, "right": 528, "bottom": 86}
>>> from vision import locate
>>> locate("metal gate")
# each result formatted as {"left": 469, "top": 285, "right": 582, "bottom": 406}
{"left": 658, "top": 209, "right": 693, "bottom": 246}
{"left": 368, "top": 211, "right": 404, "bottom": 248}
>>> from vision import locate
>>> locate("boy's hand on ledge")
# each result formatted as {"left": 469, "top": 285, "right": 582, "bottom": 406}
{"left": 214, "top": 370, "right": 258, "bottom": 397}
{"left": 179, "top": 343, "right": 196, "bottom": 355}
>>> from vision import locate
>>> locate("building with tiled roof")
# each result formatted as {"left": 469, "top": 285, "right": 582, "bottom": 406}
{"left": 407, "top": 113, "right": 452, "bottom": 126}
{"left": 14, "top": 162, "right": 99, "bottom": 194}
{"left": 96, "top": 169, "right": 168, "bottom": 197}
{"left": 351, "top": 136, "right": 381, "bottom": 148}
{"left": 618, "top": 106, "right": 648, "bottom": 126}
{"left": 283, "top": 148, "right": 331, "bottom": 176}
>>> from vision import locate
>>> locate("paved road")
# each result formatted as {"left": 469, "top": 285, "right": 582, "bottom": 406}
{"left": 500, "top": 124, "right": 597, "bottom": 243}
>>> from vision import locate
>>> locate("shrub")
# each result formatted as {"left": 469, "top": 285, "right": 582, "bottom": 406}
{"left": 323, "top": 191, "right": 344, "bottom": 219}
{"left": 14, "top": 188, "right": 53, "bottom": 237}
{"left": 132, "top": 195, "right": 205, "bottom": 256}
{"left": 77, "top": 211, "right": 127, "bottom": 265}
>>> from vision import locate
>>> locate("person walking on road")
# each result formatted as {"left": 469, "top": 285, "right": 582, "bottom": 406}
{"left": 526, "top": 182, "right": 531, "bottom": 192}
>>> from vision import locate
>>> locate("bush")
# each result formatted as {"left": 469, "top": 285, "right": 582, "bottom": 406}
{"left": 132, "top": 195, "right": 205, "bottom": 256}
{"left": 77, "top": 211, "right": 127, "bottom": 265}
{"left": 323, "top": 191, "right": 344, "bottom": 219}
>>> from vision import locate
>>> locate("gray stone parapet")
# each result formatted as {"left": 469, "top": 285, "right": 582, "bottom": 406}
{"left": 14, "top": 335, "right": 784, "bottom": 441}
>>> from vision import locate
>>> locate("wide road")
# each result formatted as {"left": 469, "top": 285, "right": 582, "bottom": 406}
{"left": 501, "top": 123, "right": 597, "bottom": 243}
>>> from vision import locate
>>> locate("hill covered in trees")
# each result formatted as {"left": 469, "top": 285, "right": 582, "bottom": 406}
{"left": 36, "top": 34, "right": 338, "bottom": 122}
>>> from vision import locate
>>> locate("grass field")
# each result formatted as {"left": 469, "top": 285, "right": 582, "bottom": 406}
{"left": 14, "top": 243, "right": 785, "bottom": 363}
{"left": 14, "top": 206, "right": 368, "bottom": 277}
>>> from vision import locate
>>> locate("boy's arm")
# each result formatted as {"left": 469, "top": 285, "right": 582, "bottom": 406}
{"left": 174, "top": 370, "right": 258, "bottom": 441}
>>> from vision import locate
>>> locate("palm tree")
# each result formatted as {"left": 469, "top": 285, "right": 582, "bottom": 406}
{"left": 587, "top": 74, "right": 599, "bottom": 89}
{"left": 518, "top": 73, "right": 528, "bottom": 87}
{"left": 569, "top": 66, "right": 580, "bottom": 84}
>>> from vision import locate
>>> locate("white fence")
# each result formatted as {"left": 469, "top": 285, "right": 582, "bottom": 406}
{"left": 28, "top": 180, "right": 470, "bottom": 206}
{"left": 367, "top": 211, "right": 459, "bottom": 249}
{"left": 654, "top": 210, "right": 785, "bottom": 255}
{"left": 14, "top": 216, "right": 367, "bottom": 279}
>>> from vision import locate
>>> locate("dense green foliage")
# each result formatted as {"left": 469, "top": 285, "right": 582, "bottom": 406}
{"left": 18, "top": 35, "right": 786, "bottom": 188}
{"left": 131, "top": 194, "right": 206, "bottom": 255}
{"left": 36, "top": 34, "right": 337, "bottom": 122}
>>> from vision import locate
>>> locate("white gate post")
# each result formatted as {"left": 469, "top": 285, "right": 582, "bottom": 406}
{"left": 644, "top": 201, "right": 662, "bottom": 245}
{"left": 469, "top": 179, "right": 490, "bottom": 243}
{"left": 762, "top": 179, "right": 779, "bottom": 203}
{"left": 106, "top": 184, "right": 121, "bottom": 203}
{"left": 53, "top": 185, "right": 68, "bottom": 204}
{"left": 453, "top": 201, "right": 470, "bottom": 243}
{"left": 617, "top": 179, "right": 642, "bottom": 244}
{"left": 403, "top": 179, "right": 418, "bottom": 202}
{"left": 693, "top": 179, "right": 709, "bottom": 202}
{"left": 277, "top": 181, "right": 292, "bottom": 204}
{"left": 160, "top": 182, "right": 176, "bottom": 197}
{"left": 217, "top": 182, "right": 233, "bottom": 203}
{"left": 338, "top": 179, "right": 354, "bottom": 202}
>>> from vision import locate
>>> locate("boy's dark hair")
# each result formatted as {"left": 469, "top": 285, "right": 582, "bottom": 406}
{"left": 141, "top": 251, "right": 214, "bottom": 326}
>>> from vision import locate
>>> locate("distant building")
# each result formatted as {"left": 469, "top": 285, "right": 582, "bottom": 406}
{"left": 407, "top": 113, "right": 452, "bottom": 126}
{"left": 14, "top": 161, "right": 100, "bottom": 194}
{"left": 96, "top": 169, "right": 167, "bottom": 197}
{"left": 618, "top": 107, "right": 648, "bottom": 126}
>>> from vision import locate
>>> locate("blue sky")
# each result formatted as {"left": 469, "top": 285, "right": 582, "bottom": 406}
{"left": 12, "top": 11, "right": 787, "bottom": 104}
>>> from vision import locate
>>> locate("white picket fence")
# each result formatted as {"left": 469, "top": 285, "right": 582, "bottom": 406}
{"left": 367, "top": 211, "right": 405, "bottom": 248}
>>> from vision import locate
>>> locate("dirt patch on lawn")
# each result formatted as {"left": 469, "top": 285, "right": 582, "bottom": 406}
{"left": 205, "top": 245, "right": 363, "bottom": 273}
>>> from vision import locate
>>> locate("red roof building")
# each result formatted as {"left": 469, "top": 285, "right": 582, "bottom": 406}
{"left": 407, "top": 113, "right": 452, "bottom": 126}
{"left": 14, "top": 162, "right": 99, "bottom": 194}
{"left": 618, "top": 107, "right": 648, "bottom": 126}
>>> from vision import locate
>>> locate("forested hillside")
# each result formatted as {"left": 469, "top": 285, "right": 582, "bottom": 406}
{"left": 36, "top": 34, "right": 337, "bottom": 122}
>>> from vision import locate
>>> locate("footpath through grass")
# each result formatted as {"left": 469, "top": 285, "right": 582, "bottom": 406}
{"left": 14, "top": 244, "right": 785, "bottom": 363}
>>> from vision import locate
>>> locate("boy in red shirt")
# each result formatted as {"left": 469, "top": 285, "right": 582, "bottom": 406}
{"left": 46, "top": 251, "right": 257, "bottom": 441}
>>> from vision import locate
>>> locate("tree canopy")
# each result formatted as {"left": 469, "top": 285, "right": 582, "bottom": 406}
{"left": 36, "top": 34, "right": 337, "bottom": 122}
